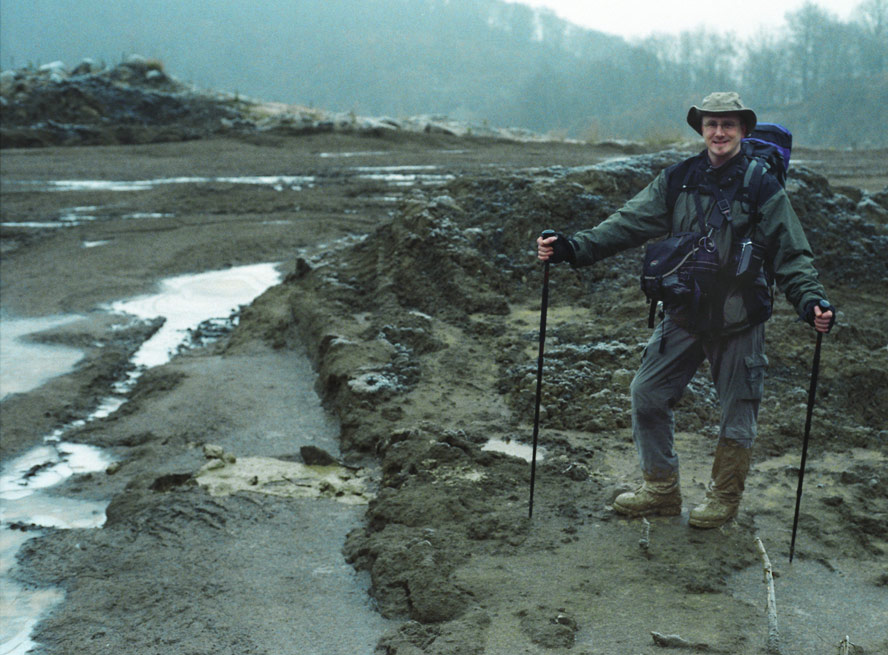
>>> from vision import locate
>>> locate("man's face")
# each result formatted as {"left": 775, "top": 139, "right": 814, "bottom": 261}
{"left": 701, "top": 113, "right": 747, "bottom": 166}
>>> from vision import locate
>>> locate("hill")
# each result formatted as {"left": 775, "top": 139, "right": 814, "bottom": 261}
{"left": 2, "top": 0, "right": 885, "bottom": 146}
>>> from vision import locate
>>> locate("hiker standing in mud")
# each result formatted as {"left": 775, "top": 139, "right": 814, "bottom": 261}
{"left": 536, "top": 92, "right": 835, "bottom": 528}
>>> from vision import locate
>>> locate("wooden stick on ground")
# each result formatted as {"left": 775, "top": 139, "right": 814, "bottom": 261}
{"left": 755, "top": 537, "right": 782, "bottom": 654}
{"left": 650, "top": 631, "right": 710, "bottom": 650}
{"left": 639, "top": 517, "right": 651, "bottom": 551}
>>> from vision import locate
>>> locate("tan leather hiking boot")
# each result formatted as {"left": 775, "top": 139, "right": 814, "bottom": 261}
{"left": 689, "top": 438, "right": 751, "bottom": 528}
{"left": 613, "top": 474, "right": 682, "bottom": 517}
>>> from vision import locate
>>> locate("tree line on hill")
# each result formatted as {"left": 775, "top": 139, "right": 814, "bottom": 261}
{"left": 1, "top": 0, "right": 885, "bottom": 147}
{"left": 573, "top": 0, "right": 888, "bottom": 147}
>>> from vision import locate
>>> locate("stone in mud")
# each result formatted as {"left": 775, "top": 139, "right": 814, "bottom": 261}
{"left": 202, "top": 443, "right": 236, "bottom": 463}
{"left": 376, "top": 610, "right": 490, "bottom": 654}
{"left": 348, "top": 371, "right": 401, "bottom": 395}
{"left": 517, "top": 606, "right": 578, "bottom": 648}
{"left": 300, "top": 444, "right": 338, "bottom": 466}
{"left": 409, "top": 577, "right": 470, "bottom": 623}
{"left": 465, "top": 511, "right": 529, "bottom": 544}
{"left": 196, "top": 456, "right": 372, "bottom": 504}
{"left": 611, "top": 367, "right": 635, "bottom": 388}
{"left": 203, "top": 443, "right": 226, "bottom": 459}
{"left": 149, "top": 472, "right": 194, "bottom": 492}
{"left": 364, "top": 530, "right": 469, "bottom": 622}
{"left": 317, "top": 335, "right": 397, "bottom": 394}
{"left": 381, "top": 322, "right": 446, "bottom": 356}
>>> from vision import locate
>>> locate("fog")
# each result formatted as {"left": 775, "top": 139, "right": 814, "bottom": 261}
{"left": 1, "top": 0, "right": 885, "bottom": 146}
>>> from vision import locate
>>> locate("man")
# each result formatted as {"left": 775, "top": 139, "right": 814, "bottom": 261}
{"left": 536, "top": 92, "right": 835, "bottom": 528}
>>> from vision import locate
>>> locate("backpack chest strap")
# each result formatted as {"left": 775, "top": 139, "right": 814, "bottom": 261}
{"left": 689, "top": 175, "right": 740, "bottom": 234}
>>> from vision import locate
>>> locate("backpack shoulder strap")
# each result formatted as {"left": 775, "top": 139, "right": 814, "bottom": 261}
{"left": 741, "top": 156, "right": 781, "bottom": 237}
{"left": 665, "top": 155, "right": 702, "bottom": 215}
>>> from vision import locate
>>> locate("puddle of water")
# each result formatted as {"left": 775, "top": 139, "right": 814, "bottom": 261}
{"left": 0, "top": 443, "right": 111, "bottom": 655}
{"left": 350, "top": 165, "right": 455, "bottom": 187}
{"left": 0, "top": 558, "right": 63, "bottom": 655}
{"left": 0, "top": 443, "right": 114, "bottom": 502}
{"left": 0, "top": 263, "right": 284, "bottom": 653}
{"left": 355, "top": 173, "right": 454, "bottom": 186}
{"left": 59, "top": 206, "right": 98, "bottom": 223}
{"left": 0, "top": 315, "right": 84, "bottom": 400}
{"left": 351, "top": 165, "right": 440, "bottom": 172}
{"left": 2, "top": 164, "right": 462, "bottom": 203}
{"left": 482, "top": 438, "right": 544, "bottom": 463}
{"left": 2, "top": 209, "right": 172, "bottom": 231}
{"left": 122, "top": 212, "right": 172, "bottom": 219}
{"left": 318, "top": 151, "right": 388, "bottom": 158}
{"left": 1, "top": 262, "right": 393, "bottom": 653}
{"left": 1, "top": 167, "right": 450, "bottom": 232}
{"left": 2, "top": 176, "right": 316, "bottom": 194}
{"left": 39, "top": 176, "right": 317, "bottom": 192}
{"left": 0, "top": 222, "right": 67, "bottom": 229}
{"left": 109, "top": 263, "right": 282, "bottom": 371}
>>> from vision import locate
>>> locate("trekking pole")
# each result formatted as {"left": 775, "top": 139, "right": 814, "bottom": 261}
{"left": 529, "top": 230, "right": 555, "bottom": 519}
{"left": 789, "top": 329, "right": 824, "bottom": 563}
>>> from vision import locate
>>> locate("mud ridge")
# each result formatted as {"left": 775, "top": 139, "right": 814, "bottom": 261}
{"left": 276, "top": 155, "right": 887, "bottom": 653}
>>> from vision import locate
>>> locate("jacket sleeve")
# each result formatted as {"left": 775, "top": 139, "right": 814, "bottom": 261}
{"left": 758, "top": 188, "right": 827, "bottom": 316}
{"left": 570, "top": 169, "right": 672, "bottom": 266}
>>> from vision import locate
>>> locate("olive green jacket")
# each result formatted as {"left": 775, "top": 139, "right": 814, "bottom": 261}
{"left": 570, "top": 151, "right": 827, "bottom": 334}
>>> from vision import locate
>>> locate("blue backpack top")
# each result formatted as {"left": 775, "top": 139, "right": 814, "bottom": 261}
{"left": 742, "top": 122, "right": 793, "bottom": 188}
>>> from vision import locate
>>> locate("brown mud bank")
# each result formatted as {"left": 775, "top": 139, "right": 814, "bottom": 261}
{"left": 2, "top": 132, "right": 887, "bottom": 654}
{"left": 271, "top": 151, "right": 888, "bottom": 653}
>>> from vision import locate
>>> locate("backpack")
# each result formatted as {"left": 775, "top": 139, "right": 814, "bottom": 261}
{"left": 645, "top": 122, "right": 793, "bottom": 332}
{"left": 665, "top": 122, "right": 793, "bottom": 214}
{"left": 742, "top": 122, "right": 792, "bottom": 187}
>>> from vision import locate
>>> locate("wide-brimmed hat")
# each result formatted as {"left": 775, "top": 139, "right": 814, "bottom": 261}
{"left": 687, "top": 92, "right": 757, "bottom": 134}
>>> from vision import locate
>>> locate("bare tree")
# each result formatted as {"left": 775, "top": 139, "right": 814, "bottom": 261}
{"left": 854, "top": 0, "right": 888, "bottom": 72}
{"left": 786, "top": 2, "right": 838, "bottom": 101}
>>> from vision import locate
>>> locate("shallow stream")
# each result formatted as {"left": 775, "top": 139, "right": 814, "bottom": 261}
{"left": 0, "top": 262, "right": 389, "bottom": 654}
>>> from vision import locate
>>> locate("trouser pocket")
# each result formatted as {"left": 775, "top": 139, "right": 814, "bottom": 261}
{"left": 741, "top": 352, "right": 769, "bottom": 400}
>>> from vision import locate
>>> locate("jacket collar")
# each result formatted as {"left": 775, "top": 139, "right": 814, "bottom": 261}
{"left": 698, "top": 150, "right": 747, "bottom": 188}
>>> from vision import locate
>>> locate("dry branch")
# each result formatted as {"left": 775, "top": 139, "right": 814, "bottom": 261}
{"left": 639, "top": 517, "right": 651, "bottom": 551}
{"left": 755, "top": 537, "right": 782, "bottom": 654}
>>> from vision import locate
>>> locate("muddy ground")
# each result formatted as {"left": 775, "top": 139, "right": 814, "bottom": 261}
{"left": 1, "top": 130, "right": 887, "bottom": 655}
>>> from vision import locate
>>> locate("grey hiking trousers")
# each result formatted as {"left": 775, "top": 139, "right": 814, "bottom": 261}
{"left": 629, "top": 315, "right": 768, "bottom": 478}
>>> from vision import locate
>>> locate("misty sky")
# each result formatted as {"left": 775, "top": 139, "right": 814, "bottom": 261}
{"left": 510, "top": 0, "right": 858, "bottom": 39}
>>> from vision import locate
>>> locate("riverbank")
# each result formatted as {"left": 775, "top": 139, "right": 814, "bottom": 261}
{"left": 1, "top": 132, "right": 887, "bottom": 654}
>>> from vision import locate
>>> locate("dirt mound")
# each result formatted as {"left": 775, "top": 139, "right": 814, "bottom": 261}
{"left": 1, "top": 57, "right": 580, "bottom": 148}
{"left": 0, "top": 56, "right": 244, "bottom": 146}
{"left": 279, "top": 149, "right": 887, "bottom": 653}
